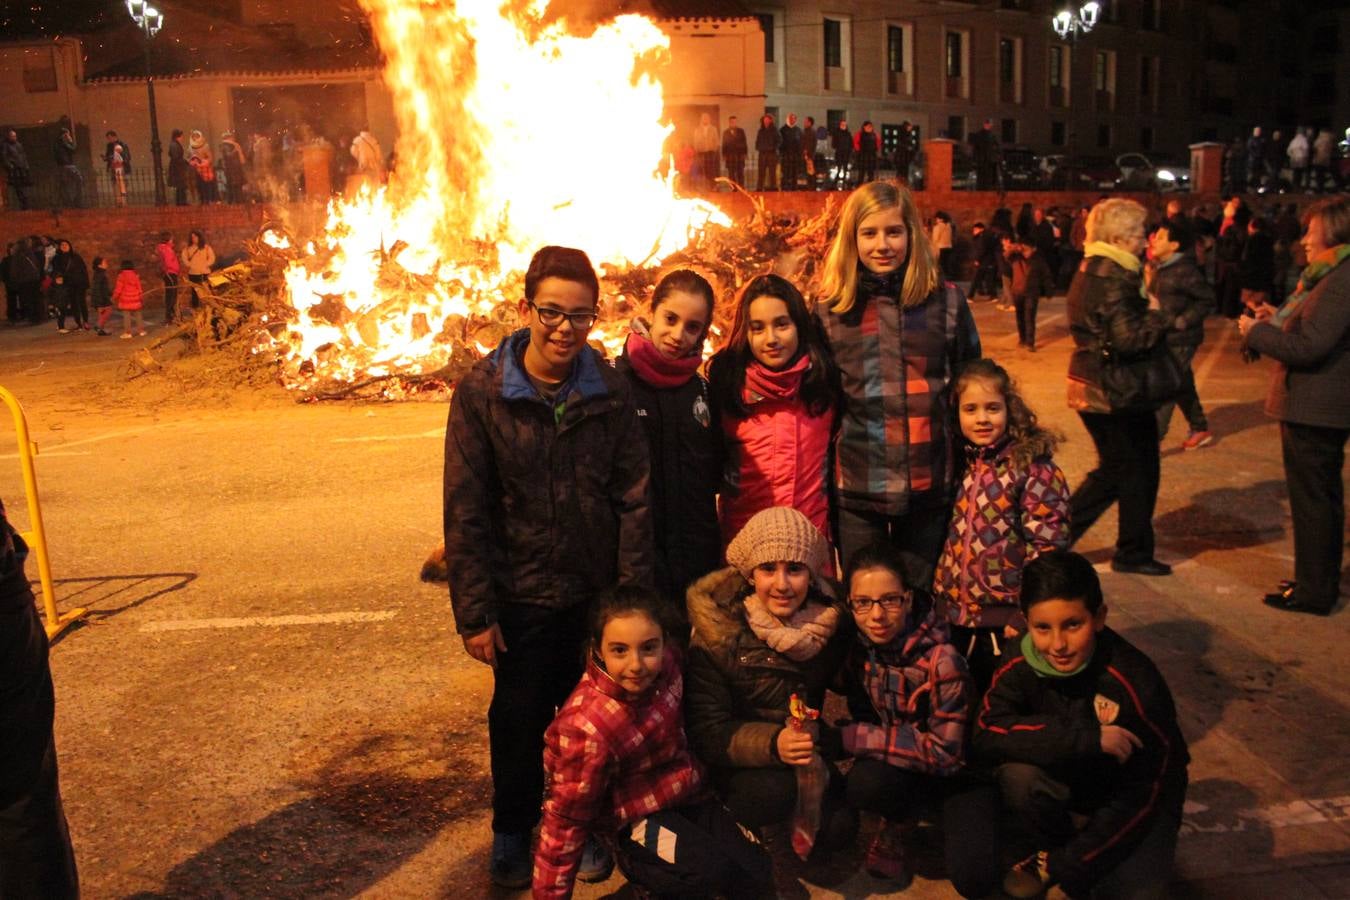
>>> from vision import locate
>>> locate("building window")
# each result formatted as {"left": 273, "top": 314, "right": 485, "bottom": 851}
{"left": 947, "top": 115, "right": 965, "bottom": 141}
{"left": 1142, "top": 0, "right": 1163, "bottom": 31}
{"left": 1139, "top": 55, "right": 1153, "bottom": 96}
{"left": 1094, "top": 51, "right": 1109, "bottom": 91}
{"left": 1140, "top": 126, "right": 1154, "bottom": 150}
{"left": 756, "top": 13, "right": 775, "bottom": 63}
{"left": 945, "top": 31, "right": 963, "bottom": 79}
{"left": 827, "top": 109, "right": 847, "bottom": 133}
{"left": 999, "top": 38, "right": 1015, "bottom": 85}
{"left": 1097, "top": 123, "right": 1111, "bottom": 148}
{"left": 23, "top": 48, "right": 58, "bottom": 93}
{"left": 1001, "top": 118, "right": 1017, "bottom": 144}
{"left": 824, "top": 18, "right": 842, "bottom": 68}
{"left": 1049, "top": 45, "right": 1064, "bottom": 88}
{"left": 888, "top": 25, "right": 905, "bottom": 73}
{"left": 1051, "top": 121, "right": 1066, "bottom": 147}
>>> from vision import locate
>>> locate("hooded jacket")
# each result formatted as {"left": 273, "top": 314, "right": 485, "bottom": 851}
{"left": 112, "top": 269, "right": 143, "bottom": 311}
{"left": 934, "top": 438, "right": 1070, "bottom": 630}
{"left": 684, "top": 566, "right": 850, "bottom": 769}
{"left": 837, "top": 594, "right": 969, "bottom": 776}
{"left": 1149, "top": 252, "right": 1214, "bottom": 349}
{"left": 443, "top": 329, "right": 654, "bottom": 635}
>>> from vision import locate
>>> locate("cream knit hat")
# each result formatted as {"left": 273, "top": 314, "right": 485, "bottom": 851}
{"left": 725, "top": 507, "right": 828, "bottom": 580}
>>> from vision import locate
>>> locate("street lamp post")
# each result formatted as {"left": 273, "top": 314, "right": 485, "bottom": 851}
{"left": 127, "top": 0, "right": 166, "bottom": 206}
{"left": 1052, "top": 1, "right": 1100, "bottom": 42}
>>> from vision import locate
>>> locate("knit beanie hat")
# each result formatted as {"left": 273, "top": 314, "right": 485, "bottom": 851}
{"left": 725, "top": 507, "right": 828, "bottom": 581}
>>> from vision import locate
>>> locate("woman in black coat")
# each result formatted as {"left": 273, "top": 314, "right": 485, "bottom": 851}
{"left": 49, "top": 240, "right": 89, "bottom": 332}
{"left": 167, "top": 129, "right": 190, "bottom": 207}
{"left": 1240, "top": 196, "right": 1350, "bottom": 616}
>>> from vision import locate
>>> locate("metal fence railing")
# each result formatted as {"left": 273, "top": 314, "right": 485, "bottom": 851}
{"left": 1, "top": 167, "right": 263, "bottom": 211}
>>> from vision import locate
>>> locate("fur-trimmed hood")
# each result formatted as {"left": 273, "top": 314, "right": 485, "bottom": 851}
{"left": 686, "top": 566, "right": 841, "bottom": 656}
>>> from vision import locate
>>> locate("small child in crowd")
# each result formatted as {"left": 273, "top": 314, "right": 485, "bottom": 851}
{"left": 110, "top": 260, "right": 145, "bottom": 338}
{"left": 935, "top": 359, "right": 1070, "bottom": 692}
{"left": 835, "top": 543, "right": 998, "bottom": 896}
{"left": 1005, "top": 236, "right": 1055, "bottom": 351}
{"left": 708, "top": 274, "right": 839, "bottom": 571}
{"left": 90, "top": 257, "right": 112, "bottom": 335}
{"left": 534, "top": 587, "right": 772, "bottom": 899}
{"left": 975, "top": 550, "right": 1189, "bottom": 899}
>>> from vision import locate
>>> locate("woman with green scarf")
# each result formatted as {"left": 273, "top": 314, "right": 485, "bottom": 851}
{"left": 1240, "top": 196, "right": 1350, "bottom": 616}
{"left": 1064, "top": 198, "right": 1173, "bottom": 577}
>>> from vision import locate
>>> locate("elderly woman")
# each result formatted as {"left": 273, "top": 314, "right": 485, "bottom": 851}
{"left": 685, "top": 506, "right": 857, "bottom": 855}
{"left": 1065, "top": 198, "right": 1172, "bottom": 576}
{"left": 1239, "top": 196, "right": 1350, "bottom": 616}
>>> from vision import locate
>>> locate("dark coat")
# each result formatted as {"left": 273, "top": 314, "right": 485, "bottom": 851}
{"left": 1239, "top": 231, "right": 1276, "bottom": 293}
{"left": 615, "top": 352, "right": 722, "bottom": 619}
{"left": 53, "top": 134, "right": 76, "bottom": 167}
{"left": 1150, "top": 253, "right": 1214, "bottom": 348}
{"left": 721, "top": 126, "right": 747, "bottom": 159}
{"left": 779, "top": 124, "right": 802, "bottom": 155}
{"left": 91, "top": 269, "right": 112, "bottom": 308}
{"left": 832, "top": 128, "right": 853, "bottom": 162}
{"left": 0, "top": 138, "right": 31, "bottom": 185}
{"left": 167, "top": 140, "right": 190, "bottom": 188}
{"left": 49, "top": 251, "right": 88, "bottom": 300}
{"left": 1066, "top": 255, "right": 1169, "bottom": 414}
{"left": 684, "top": 567, "right": 850, "bottom": 769}
{"left": 442, "top": 329, "right": 654, "bottom": 635}
{"left": 1246, "top": 258, "right": 1350, "bottom": 429}
{"left": 755, "top": 125, "right": 779, "bottom": 155}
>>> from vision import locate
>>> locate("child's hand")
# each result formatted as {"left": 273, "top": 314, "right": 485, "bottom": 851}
{"left": 1002, "top": 623, "right": 1021, "bottom": 640}
{"left": 1100, "top": 725, "right": 1143, "bottom": 763}
{"left": 462, "top": 623, "right": 507, "bottom": 669}
{"left": 776, "top": 726, "right": 816, "bottom": 767}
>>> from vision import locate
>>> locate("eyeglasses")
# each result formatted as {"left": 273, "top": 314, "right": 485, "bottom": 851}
{"left": 848, "top": 593, "right": 911, "bottom": 614}
{"left": 528, "top": 301, "right": 598, "bottom": 331}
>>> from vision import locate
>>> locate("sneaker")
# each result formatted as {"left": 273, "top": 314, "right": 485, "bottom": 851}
{"left": 58, "top": 328, "right": 69, "bottom": 334}
{"left": 119, "top": 333, "right": 132, "bottom": 340}
{"left": 1003, "top": 850, "right": 1053, "bottom": 899}
{"left": 1182, "top": 429, "right": 1214, "bottom": 450}
{"left": 489, "top": 831, "right": 532, "bottom": 889}
{"left": 864, "top": 821, "right": 910, "bottom": 886}
{"left": 577, "top": 835, "right": 614, "bottom": 883}
{"left": 137, "top": 330, "right": 147, "bottom": 336}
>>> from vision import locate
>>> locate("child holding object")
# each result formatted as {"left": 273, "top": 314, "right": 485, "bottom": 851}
{"left": 934, "top": 359, "right": 1070, "bottom": 693}
{"left": 111, "top": 259, "right": 145, "bottom": 338}
{"left": 534, "top": 587, "right": 772, "bottom": 899}
{"left": 90, "top": 257, "right": 113, "bottom": 335}
{"left": 684, "top": 507, "right": 858, "bottom": 862}
{"left": 974, "top": 550, "right": 1189, "bottom": 900}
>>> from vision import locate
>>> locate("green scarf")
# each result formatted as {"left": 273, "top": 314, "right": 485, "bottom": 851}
{"left": 1020, "top": 631, "right": 1092, "bottom": 679}
{"left": 1085, "top": 240, "right": 1143, "bottom": 274}
{"left": 1273, "top": 244, "right": 1350, "bottom": 328}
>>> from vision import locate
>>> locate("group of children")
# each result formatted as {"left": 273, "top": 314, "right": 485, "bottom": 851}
{"left": 442, "top": 180, "right": 1189, "bottom": 899}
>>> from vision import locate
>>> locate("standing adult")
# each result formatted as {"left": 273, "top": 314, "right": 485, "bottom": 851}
{"left": 1246, "top": 127, "right": 1267, "bottom": 191}
{"left": 188, "top": 130, "right": 217, "bottom": 204}
{"left": 156, "top": 231, "right": 181, "bottom": 324}
{"left": 721, "top": 115, "right": 747, "bottom": 188}
{"left": 1239, "top": 217, "right": 1276, "bottom": 312}
{"left": 53, "top": 127, "right": 83, "bottom": 209}
{"left": 1, "top": 129, "right": 33, "bottom": 211}
{"left": 832, "top": 120, "right": 854, "bottom": 189}
{"left": 1288, "top": 128, "right": 1311, "bottom": 191}
{"left": 779, "top": 113, "right": 802, "bottom": 191}
{"left": 102, "top": 130, "right": 131, "bottom": 177}
{"left": 970, "top": 119, "right": 1001, "bottom": 191}
{"left": 930, "top": 211, "right": 954, "bottom": 280}
{"left": 801, "top": 115, "right": 819, "bottom": 190}
{"left": 6, "top": 239, "right": 40, "bottom": 324}
{"left": 166, "top": 129, "right": 190, "bottom": 206}
{"left": 1065, "top": 198, "right": 1172, "bottom": 576}
{"left": 1215, "top": 197, "right": 1250, "bottom": 318}
{"left": 894, "top": 121, "right": 917, "bottom": 185}
{"left": 854, "top": 121, "right": 881, "bottom": 185}
{"left": 1312, "top": 129, "right": 1336, "bottom": 192}
{"left": 49, "top": 239, "right": 89, "bottom": 333}
{"left": 1239, "top": 196, "right": 1350, "bottom": 616}
{"left": 693, "top": 112, "right": 720, "bottom": 192}
{"left": 1222, "top": 137, "right": 1246, "bottom": 195}
{"left": 349, "top": 127, "right": 385, "bottom": 194}
{"left": 180, "top": 230, "right": 215, "bottom": 311}
{"left": 219, "top": 132, "right": 248, "bottom": 204}
{"left": 754, "top": 114, "right": 778, "bottom": 192}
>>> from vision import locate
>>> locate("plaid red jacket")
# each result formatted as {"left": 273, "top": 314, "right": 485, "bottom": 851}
{"left": 534, "top": 647, "right": 705, "bottom": 899}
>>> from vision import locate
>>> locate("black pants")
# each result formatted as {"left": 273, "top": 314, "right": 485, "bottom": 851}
{"left": 20, "top": 283, "right": 42, "bottom": 324}
{"left": 1013, "top": 294, "right": 1040, "bottom": 347}
{"left": 174, "top": 185, "right": 188, "bottom": 206}
{"left": 488, "top": 602, "right": 588, "bottom": 834}
{"left": 163, "top": 273, "right": 180, "bottom": 323}
{"left": 0, "top": 602, "right": 79, "bottom": 900}
{"left": 756, "top": 152, "right": 777, "bottom": 191}
{"left": 55, "top": 290, "right": 87, "bottom": 330}
{"left": 971, "top": 262, "right": 1000, "bottom": 298}
{"left": 847, "top": 760, "right": 1001, "bottom": 899}
{"left": 781, "top": 151, "right": 800, "bottom": 190}
{"left": 186, "top": 273, "right": 207, "bottom": 309}
{"left": 1281, "top": 421, "right": 1349, "bottom": 613}
{"left": 1216, "top": 262, "right": 1242, "bottom": 318}
{"left": 949, "top": 624, "right": 1015, "bottom": 697}
{"left": 726, "top": 156, "right": 745, "bottom": 187}
{"left": 1069, "top": 411, "right": 1160, "bottom": 565}
{"left": 58, "top": 167, "right": 83, "bottom": 208}
{"left": 1155, "top": 343, "right": 1207, "bottom": 439}
{"left": 836, "top": 502, "right": 949, "bottom": 592}
{"left": 712, "top": 762, "right": 858, "bottom": 853}
{"left": 998, "top": 763, "right": 1181, "bottom": 899}
{"left": 857, "top": 155, "right": 878, "bottom": 184}
{"left": 613, "top": 800, "right": 774, "bottom": 899}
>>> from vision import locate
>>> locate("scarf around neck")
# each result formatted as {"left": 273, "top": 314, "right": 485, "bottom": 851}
{"left": 857, "top": 264, "right": 905, "bottom": 301}
{"left": 744, "top": 592, "right": 840, "bottom": 662}
{"left": 1020, "top": 631, "right": 1092, "bottom": 679}
{"left": 743, "top": 354, "right": 810, "bottom": 404}
{"left": 1273, "top": 244, "right": 1350, "bottom": 328}
{"left": 1085, "top": 241, "right": 1142, "bottom": 274}
{"left": 625, "top": 320, "right": 702, "bottom": 389}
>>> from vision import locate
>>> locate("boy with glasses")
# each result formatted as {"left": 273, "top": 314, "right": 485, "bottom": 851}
{"left": 443, "top": 245, "right": 654, "bottom": 887}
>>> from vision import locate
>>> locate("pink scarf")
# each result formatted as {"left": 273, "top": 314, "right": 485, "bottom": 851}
{"left": 743, "top": 355, "right": 809, "bottom": 404}
{"left": 624, "top": 326, "right": 702, "bottom": 389}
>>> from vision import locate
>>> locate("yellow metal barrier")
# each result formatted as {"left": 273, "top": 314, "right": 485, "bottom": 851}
{"left": 0, "top": 386, "right": 87, "bottom": 639}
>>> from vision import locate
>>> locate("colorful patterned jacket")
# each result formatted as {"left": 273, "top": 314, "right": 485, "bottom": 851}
{"left": 837, "top": 595, "right": 970, "bottom": 776}
{"left": 819, "top": 273, "right": 981, "bottom": 516}
{"left": 535, "top": 646, "right": 705, "bottom": 899}
{"left": 934, "top": 437, "right": 1070, "bottom": 630}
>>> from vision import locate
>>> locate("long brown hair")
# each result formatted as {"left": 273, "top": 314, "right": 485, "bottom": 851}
{"left": 953, "top": 358, "right": 1062, "bottom": 471}
{"left": 819, "top": 180, "right": 939, "bottom": 314}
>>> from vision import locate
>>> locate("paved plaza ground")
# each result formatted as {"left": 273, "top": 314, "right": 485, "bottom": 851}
{"left": 1, "top": 294, "right": 1348, "bottom": 898}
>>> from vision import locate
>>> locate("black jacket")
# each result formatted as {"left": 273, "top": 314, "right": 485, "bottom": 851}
{"left": 755, "top": 125, "right": 779, "bottom": 155}
{"left": 443, "top": 329, "right": 654, "bottom": 635}
{"left": 779, "top": 124, "right": 802, "bottom": 155}
{"left": 974, "top": 628, "right": 1189, "bottom": 894}
{"left": 721, "top": 127, "right": 747, "bottom": 159}
{"left": 615, "top": 352, "right": 721, "bottom": 618}
{"left": 91, "top": 269, "right": 112, "bottom": 308}
{"left": 1150, "top": 254, "right": 1214, "bottom": 348}
{"left": 167, "top": 140, "right": 190, "bottom": 188}
{"left": 50, "top": 251, "right": 88, "bottom": 297}
{"left": 1239, "top": 231, "right": 1275, "bottom": 292}
{"left": 1066, "top": 255, "right": 1169, "bottom": 413}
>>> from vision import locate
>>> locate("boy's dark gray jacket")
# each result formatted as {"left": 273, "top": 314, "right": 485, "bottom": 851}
{"left": 973, "top": 627, "right": 1189, "bottom": 894}
{"left": 1150, "top": 253, "right": 1214, "bottom": 349}
{"left": 443, "top": 328, "right": 654, "bottom": 635}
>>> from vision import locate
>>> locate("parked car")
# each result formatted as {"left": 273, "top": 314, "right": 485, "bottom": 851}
{"left": 1041, "top": 154, "right": 1119, "bottom": 190}
{"left": 1001, "top": 145, "right": 1043, "bottom": 188}
{"left": 1115, "top": 152, "right": 1191, "bottom": 192}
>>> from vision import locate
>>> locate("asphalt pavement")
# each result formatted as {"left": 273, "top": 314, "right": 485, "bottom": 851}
{"left": 0, "top": 297, "right": 1347, "bottom": 899}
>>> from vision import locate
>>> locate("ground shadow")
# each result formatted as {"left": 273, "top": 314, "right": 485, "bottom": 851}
{"left": 1154, "top": 479, "right": 1286, "bottom": 556}
{"left": 45, "top": 572, "right": 196, "bottom": 644}
{"left": 1161, "top": 399, "right": 1268, "bottom": 458}
{"left": 1172, "top": 778, "right": 1276, "bottom": 896}
{"left": 127, "top": 733, "right": 491, "bottom": 899}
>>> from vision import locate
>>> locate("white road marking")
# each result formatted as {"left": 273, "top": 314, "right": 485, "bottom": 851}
{"left": 331, "top": 429, "right": 443, "bottom": 443}
{"left": 140, "top": 611, "right": 397, "bottom": 632}
{"left": 0, "top": 425, "right": 156, "bottom": 460}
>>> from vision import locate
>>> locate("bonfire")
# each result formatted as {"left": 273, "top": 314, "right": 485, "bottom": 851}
{"left": 136, "top": 0, "right": 840, "bottom": 399}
